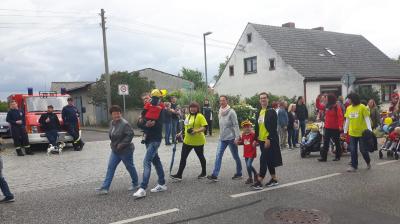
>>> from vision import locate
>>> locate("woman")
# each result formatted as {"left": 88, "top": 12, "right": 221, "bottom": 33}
{"left": 163, "top": 102, "right": 173, "bottom": 145}
{"left": 344, "top": 93, "right": 372, "bottom": 172}
{"left": 170, "top": 102, "right": 208, "bottom": 180}
{"left": 295, "top": 96, "right": 309, "bottom": 139}
{"left": 368, "top": 99, "right": 380, "bottom": 130}
{"left": 96, "top": 105, "right": 138, "bottom": 195}
{"left": 316, "top": 94, "right": 343, "bottom": 162}
{"left": 253, "top": 92, "right": 283, "bottom": 190}
{"left": 287, "top": 104, "right": 298, "bottom": 150}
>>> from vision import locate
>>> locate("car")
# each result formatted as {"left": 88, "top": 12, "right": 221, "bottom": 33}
{"left": 0, "top": 112, "right": 11, "bottom": 138}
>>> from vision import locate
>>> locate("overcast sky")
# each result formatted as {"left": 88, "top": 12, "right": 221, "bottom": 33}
{"left": 1, "top": 0, "right": 399, "bottom": 100}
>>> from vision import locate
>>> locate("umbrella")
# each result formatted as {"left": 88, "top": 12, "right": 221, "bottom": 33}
{"left": 169, "top": 141, "right": 177, "bottom": 174}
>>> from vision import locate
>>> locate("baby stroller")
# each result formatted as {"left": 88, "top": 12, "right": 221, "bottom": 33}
{"left": 379, "top": 122, "right": 400, "bottom": 160}
{"left": 300, "top": 123, "right": 322, "bottom": 158}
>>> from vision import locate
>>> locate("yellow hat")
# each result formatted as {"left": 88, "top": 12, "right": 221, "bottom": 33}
{"left": 151, "top": 89, "right": 168, "bottom": 98}
{"left": 384, "top": 117, "right": 393, "bottom": 126}
{"left": 241, "top": 120, "right": 253, "bottom": 127}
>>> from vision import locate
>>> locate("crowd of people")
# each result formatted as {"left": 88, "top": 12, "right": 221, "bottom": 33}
{"left": 1, "top": 89, "right": 399, "bottom": 203}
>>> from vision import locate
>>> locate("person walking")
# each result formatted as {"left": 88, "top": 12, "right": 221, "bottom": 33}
{"left": 295, "top": 96, "right": 309, "bottom": 138}
{"left": 134, "top": 89, "right": 167, "bottom": 198}
{"left": 6, "top": 100, "right": 33, "bottom": 156}
{"left": 202, "top": 99, "right": 213, "bottom": 136}
{"left": 344, "top": 93, "right": 373, "bottom": 172}
{"left": 237, "top": 120, "right": 258, "bottom": 184}
{"left": 368, "top": 99, "right": 380, "bottom": 130}
{"left": 163, "top": 102, "right": 173, "bottom": 145}
{"left": 0, "top": 148, "right": 15, "bottom": 203}
{"left": 96, "top": 105, "right": 138, "bottom": 195}
{"left": 277, "top": 102, "right": 288, "bottom": 149}
{"left": 316, "top": 94, "right": 344, "bottom": 162}
{"left": 39, "top": 105, "right": 61, "bottom": 151}
{"left": 253, "top": 92, "right": 283, "bottom": 190}
{"left": 170, "top": 102, "right": 208, "bottom": 181}
{"left": 287, "top": 104, "right": 298, "bottom": 150}
{"left": 207, "top": 95, "right": 242, "bottom": 182}
{"left": 62, "top": 98, "right": 84, "bottom": 151}
{"left": 170, "top": 97, "right": 180, "bottom": 144}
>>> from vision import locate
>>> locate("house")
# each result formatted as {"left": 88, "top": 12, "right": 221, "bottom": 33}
{"left": 213, "top": 22, "right": 400, "bottom": 107}
{"left": 137, "top": 68, "right": 194, "bottom": 92}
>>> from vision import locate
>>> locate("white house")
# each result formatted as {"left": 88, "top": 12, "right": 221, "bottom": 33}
{"left": 213, "top": 22, "right": 400, "bottom": 107}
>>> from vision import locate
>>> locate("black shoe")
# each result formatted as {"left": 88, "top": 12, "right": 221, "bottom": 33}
{"left": 232, "top": 174, "right": 243, "bottom": 180}
{"left": 25, "top": 148, "right": 34, "bottom": 155}
{"left": 207, "top": 175, "right": 218, "bottom": 182}
{"left": 197, "top": 173, "right": 206, "bottom": 179}
{"left": 0, "top": 196, "right": 15, "bottom": 203}
{"left": 79, "top": 141, "right": 85, "bottom": 150}
{"left": 318, "top": 158, "right": 327, "bottom": 162}
{"left": 170, "top": 174, "right": 182, "bottom": 181}
{"left": 16, "top": 148, "right": 24, "bottom": 156}
{"left": 333, "top": 158, "right": 340, "bottom": 161}
{"left": 252, "top": 181, "right": 263, "bottom": 190}
{"left": 165, "top": 143, "right": 172, "bottom": 146}
{"left": 265, "top": 179, "right": 279, "bottom": 187}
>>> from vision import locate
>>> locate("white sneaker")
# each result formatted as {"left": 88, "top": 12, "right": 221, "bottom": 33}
{"left": 133, "top": 188, "right": 146, "bottom": 198}
{"left": 150, "top": 184, "right": 167, "bottom": 193}
{"left": 346, "top": 167, "right": 357, "bottom": 172}
{"left": 95, "top": 188, "right": 109, "bottom": 195}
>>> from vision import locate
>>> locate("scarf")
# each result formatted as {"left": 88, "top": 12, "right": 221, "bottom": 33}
{"left": 219, "top": 105, "right": 231, "bottom": 117}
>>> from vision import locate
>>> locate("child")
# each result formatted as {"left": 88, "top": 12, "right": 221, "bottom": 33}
{"left": 0, "top": 141, "right": 15, "bottom": 203}
{"left": 237, "top": 120, "right": 257, "bottom": 184}
{"left": 301, "top": 125, "right": 320, "bottom": 149}
{"left": 383, "top": 127, "right": 400, "bottom": 150}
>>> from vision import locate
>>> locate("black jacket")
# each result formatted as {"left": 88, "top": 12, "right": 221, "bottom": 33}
{"left": 62, "top": 105, "right": 79, "bottom": 124}
{"left": 288, "top": 112, "right": 295, "bottom": 130}
{"left": 6, "top": 109, "right": 25, "bottom": 126}
{"left": 139, "top": 109, "right": 164, "bottom": 143}
{"left": 295, "top": 103, "right": 309, "bottom": 121}
{"left": 202, "top": 106, "right": 213, "bottom": 121}
{"left": 109, "top": 118, "right": 134, "bottom": 154}
{"left": 39, "top": 112, "right": 61, "bottom": 132}
{"left": 361, "top": 129, "right": 377, "bottom": 152}
{"left": 255, "top": 107, "right": 283, "bottom": 167}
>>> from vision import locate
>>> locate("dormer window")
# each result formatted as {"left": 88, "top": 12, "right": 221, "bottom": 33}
{"left": 325, "top": 48, "right": 335, "bottom": 56}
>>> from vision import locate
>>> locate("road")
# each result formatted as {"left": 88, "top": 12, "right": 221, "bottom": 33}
{"left": 0, "top": 131, "right": 399, "bottom": 224}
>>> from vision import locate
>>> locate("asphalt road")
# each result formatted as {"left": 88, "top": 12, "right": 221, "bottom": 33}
{"left": 0, "top": 132, "right": 399, "bottom": 224}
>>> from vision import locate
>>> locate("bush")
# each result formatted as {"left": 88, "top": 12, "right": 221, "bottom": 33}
{"left": 231, "top": 104, "right": 257, "bottom": 124}
{"left": 355, "top": 86, "right": 381, "bottom": 107}
{"left": 0, "top": 101, "right": 8, "bottom": 112}
{"left": 245, "top": 93, "right": 297, "bottom": 108}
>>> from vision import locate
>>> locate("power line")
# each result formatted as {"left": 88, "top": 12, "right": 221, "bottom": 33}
{"left": 0, "top": 8, "right": 94, "bottom": 15}
{"left": 0, "top": 14, "right": 94, "bottom": 18}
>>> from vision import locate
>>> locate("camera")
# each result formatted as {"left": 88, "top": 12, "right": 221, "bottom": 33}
{"left": 187, "top": 128, "right": 194, "bottom": 134}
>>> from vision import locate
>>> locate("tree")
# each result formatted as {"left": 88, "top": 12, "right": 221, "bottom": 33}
{"left": 179, "top": 67, "right": 206, "bottom": 90}
{"left": 355, "top": 86, "right": 381, "bottom": 107}
{"left": 88, "top": 71, "right": 155, "bottom": 109}
{"left": 214, "top": 56, "right": 229, "bottom": 81}
{"left": 0, "top": 101, "right": 8, "bottom": 112}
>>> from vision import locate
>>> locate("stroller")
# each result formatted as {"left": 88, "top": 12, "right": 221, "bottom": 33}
{"left": 379, "top": 122, "right": 400, "bottom": 160}
{"left": 300, "top": 123, "right": 322, "bottom": 158}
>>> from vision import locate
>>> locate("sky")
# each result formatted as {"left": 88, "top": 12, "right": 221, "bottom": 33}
{"left": 0, "top": 0, "right": 399, "bottom": 100}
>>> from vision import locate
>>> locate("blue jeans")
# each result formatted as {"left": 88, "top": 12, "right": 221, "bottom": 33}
{"left": 46, "top": 129, "right": 59, "bottom": 146}
{"left": 294, "top": 129, "right": 299, "bottom": 145}
{"left": 287, "top": 129, "right": 295, "bottom": 147}
{"left": 171, "top": 119, "right": 179, "bottom": 143}
{"left": 101, "top": 150, "right": 138, "bottom": 190}
{"left": 164, "top": 122, "right": 172, "bottom": 144}
{"left": 212, "top": 139, "right": 242, "bottom": 177}
{"left": 245, "top": 158, "right": 257, "bottom": 179}
{"left": 140, "top": 141, "right": 165, "bottom": 189}
{"left": 299, "top": 120, "right": 306, "bottom": 138}
{"left": 349, "top": 137, "right": 370, "bottom": 169}
{"left": 0, "top": 169, "right": 14, "bottom": 198}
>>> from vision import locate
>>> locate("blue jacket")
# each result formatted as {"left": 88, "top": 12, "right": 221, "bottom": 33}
{"left": 62, "top": 105, "right": 79, "bottom": 124}
{"left": 277, "top": 108, "right": 288, "bottom": 127}
{"left": 6, "top": 109, "right": 25, "bottom": 126}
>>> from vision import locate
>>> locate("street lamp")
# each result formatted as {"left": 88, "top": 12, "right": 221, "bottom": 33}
{"left": 203, "top": 31, "right": 212, "bottom": 87}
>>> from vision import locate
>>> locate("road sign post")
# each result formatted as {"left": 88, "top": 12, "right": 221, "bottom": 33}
{"left": 341, "top": 73, "right": 356, "bottom": 95}
{"left": 118, "top": 84, "right": 129, "bottom": 114}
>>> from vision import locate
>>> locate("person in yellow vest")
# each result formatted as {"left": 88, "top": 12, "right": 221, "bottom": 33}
{"left": 252, "top": 92, "right": 283, "bottom": 190}
{"left": 344, "top": 93, "right": 372, "bottom": 172}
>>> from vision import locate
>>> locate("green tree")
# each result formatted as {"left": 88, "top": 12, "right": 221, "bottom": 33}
{"left": 88, "top": 71, "right": 155, "bottom": 109}
{"left": 179, "top": 67, "right": 206, "bottom": 90}
{"left": 355, "top": 86, "right": 381, "bottom": 107}
{"left": 214, "top": 56, "right": 229, "bottom": 81}
{"left": 0, "top": 101, "right": 8, "bottom": 112}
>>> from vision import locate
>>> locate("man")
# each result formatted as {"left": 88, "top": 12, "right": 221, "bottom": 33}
{"left": 134, "top": 89, "right": 167, "bottom": 198}
{"left": 6, "top": 100, "right": 33, "bottom": 156}
{"left": 207, "top": 95, "right": 242, "bottom": 182}
{"left": 62, "top": 98, "right": 84, "bottom": 151}
{"left": 202, "top": 99, "right": 213, "bottom": 136}
{"left": 39, "top": 105, "right": 61, "bottom": 150}
{"left": 277, "top": 101, "right": 288, "bottom": 149}
{"left": 170, "top": 96, "right": 180, "bottom": 144}
{"left": 163, "top": 102, "right": 173, "bottom": 145}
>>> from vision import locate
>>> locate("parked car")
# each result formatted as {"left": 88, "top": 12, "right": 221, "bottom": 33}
{"left": 0, "top": 112, "right": 11, "bottom": 138}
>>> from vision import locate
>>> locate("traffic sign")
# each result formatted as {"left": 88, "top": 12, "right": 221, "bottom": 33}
{"left": 341, "top": 73, "right": 356, "bottom": 88}
{"left": 118, "top": 84, "right": 129, "bottom": 95}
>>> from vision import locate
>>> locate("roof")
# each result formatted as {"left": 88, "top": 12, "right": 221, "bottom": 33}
{"left": 50, "top": 82, "right": 94, "bottom": 92}
{"left": 250, "top": 23, "right": 400, "bottom": 80}
{"left": 136, "top": 68, "right": 192, "bottom": 82}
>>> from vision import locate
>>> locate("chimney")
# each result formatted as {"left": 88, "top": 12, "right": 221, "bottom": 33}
{"left": 282, "top": 22, "right": 295, "bottom": 28}
{"left": 312, "top": 27, "right": 324, "bottom": 31}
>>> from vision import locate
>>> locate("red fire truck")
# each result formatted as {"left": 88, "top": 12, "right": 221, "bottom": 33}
{"left": 7, "top": 89, "right": 79, "bottom": 145}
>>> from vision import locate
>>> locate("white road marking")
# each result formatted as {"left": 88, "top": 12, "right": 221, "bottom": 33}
{"left": 230, "top": 173, "right": 342, "bottom": 198}
{"left": 376, "top": 160, "right": 399, "bottom": 166}
{"left": 109, "top": 208, "right": 179, "bottom": 224}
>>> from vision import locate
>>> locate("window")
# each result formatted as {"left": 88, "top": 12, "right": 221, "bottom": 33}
{"left": 229, "top": 65, "right": 234, "bottom": 76}
{"left": 359, "top": 85, "right": 372, "bottom": 93}
{"left": 269, "top": 58, "right": 276, "bottom": 70}
{"left": 320, "top": 85, "right": 342, "bottom": 97}
{"left": 247, "top": 33, "right": 252, "bottom": 43}
{"left": 381, "top": 84, "right": 397, "bottom": 102}
{"left": 244, "top": 57, "right": 257, "bottom": 74}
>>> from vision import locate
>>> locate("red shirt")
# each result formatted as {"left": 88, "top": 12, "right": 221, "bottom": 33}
{"left": 239, "top": 132, "right": 257, "bottom": 158}
{"left": 144, "top": 102, "right": 165, "bottom": 120}
{"left": 316, "top": 98, "right": 343, "bottom": 130}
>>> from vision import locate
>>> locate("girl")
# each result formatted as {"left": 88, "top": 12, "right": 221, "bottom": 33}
{"left": 237, "top": 120, "right": 258, "bottom": 184}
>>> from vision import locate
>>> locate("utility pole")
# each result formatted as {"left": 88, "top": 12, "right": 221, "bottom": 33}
{"left": 100, "top": 8, "right": 111, "bottom": 117}
{"left": 203, "top": 32, "right": 212, "bottom": 87}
